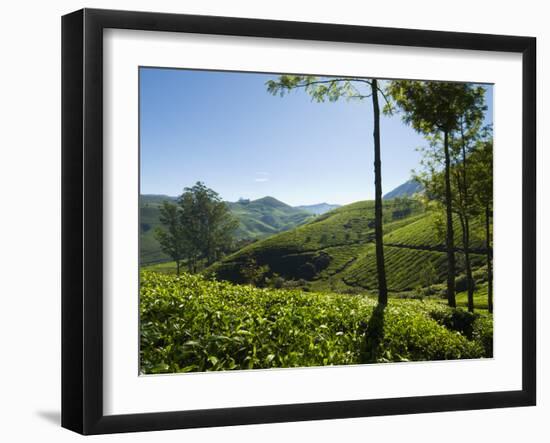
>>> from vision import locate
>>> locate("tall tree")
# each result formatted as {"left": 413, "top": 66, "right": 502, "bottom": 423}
{"left": 178, "top": 182, "right": 239, "bottom": 268}
{"left": 266, "top": 75, "right": 389, "bottom": 305}
{"left": 387, "top": 81, "right": 486, "bottom": 307}
{"left": 470, "top": 139, "right": 493, "bottom": 313}
{"left": 154, "top": 201, "right": 187, "bottom": 275}
{"left": 450, "top": 119, "right": 489, "bottom": 312}
{"left": 156, "top": 182, "right": 239, "bottom": 273}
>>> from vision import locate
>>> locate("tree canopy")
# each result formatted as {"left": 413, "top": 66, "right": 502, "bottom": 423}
{"left": 155, "top": 182, "right": 239, "bottom": 273}
{"left": 386, "top": 81, "right": 486, "bottom": 135}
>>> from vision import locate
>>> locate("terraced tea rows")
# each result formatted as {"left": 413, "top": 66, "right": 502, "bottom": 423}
{"left": 207, "top": 199, "right": 489, "bottom": 294}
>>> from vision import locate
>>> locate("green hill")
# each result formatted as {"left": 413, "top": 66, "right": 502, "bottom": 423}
{"left": 208, "top": 199, "right": 489, "bottom": 294}
{"left": 140, "top": 195, "right": 177, "bottom": 264}
{"left": 226, "top": 196, "right": 314, "bottom": 238}
{"left": 140, "top": 195, "right": 314, "bottom": 265}
{"left": 295, "top": 203, "right": 341, "bottom": 215}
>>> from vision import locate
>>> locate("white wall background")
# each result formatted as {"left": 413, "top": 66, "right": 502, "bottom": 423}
{"left": 0, "top": 0, "right": 546, "bottom": 441}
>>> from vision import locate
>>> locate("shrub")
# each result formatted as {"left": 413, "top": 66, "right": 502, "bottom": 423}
{"left": 455, "top": 274, "right": 476, "bottom": 293}
{"left": 472, "top": 314, "right": 493, "bottom": 357}
{"left": 361, "top": 302, "right": 485, "bottom": 363}
{"left": 472, "top": 266, "right": 489, "bottom": 284}
{"left": 140, "top": 271, "right": 491, "bottom": 374}
{"left": 266, "top": 273, "right": 284, "bottom": 289}
{"left": 281, "top": 279, "right": 310, "bottom": 291}
{"left": 240, "top": 257, "right": 270, "bottom": 286}
{"left": 313, "top": 252, "right": 331, "bottom": 271}
{"left": 298, "top": 262, "right": 317, "bottom": 280}
{"left": 429, "top": 307, "right": 480, "bottom": 339}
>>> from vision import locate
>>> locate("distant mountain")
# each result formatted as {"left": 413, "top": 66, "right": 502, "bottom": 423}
{"left": 139, "top": 195, "right": 313, "bottom": 265}
{"left": 140, "top": 194, "right": 176, "bottom": 205}
{"left": 227, "top": 197, "right": 314, "bottom": 240}
{"left": 295, "top": 203, "right": 341, "bottom": 215}
{"left": 383, "top": 179, "right": 423, "bottom": 200}
{"left": 140, "top": 195, "right": 177, "bottom": 264}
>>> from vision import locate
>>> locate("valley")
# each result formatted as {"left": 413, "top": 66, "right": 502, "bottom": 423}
{"left": 144, "top": 195, "right": 490, "bottom": 305}
{"left": 140, "top": 194, "right": 318, "bottom": 264}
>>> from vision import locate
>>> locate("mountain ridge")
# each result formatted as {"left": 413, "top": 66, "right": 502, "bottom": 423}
{"left": 140, "top": 194, "right": 315, "bottom": 264}
{"left": 383, "top": 179, "right": 423, "bottom": 200}
{"left": 295, "top": 202, "right": 341, "bottom": 215}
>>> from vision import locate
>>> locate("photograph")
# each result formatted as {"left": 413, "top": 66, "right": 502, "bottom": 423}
{"left": 138, "top": 67, "right": 494, "bottom": 375}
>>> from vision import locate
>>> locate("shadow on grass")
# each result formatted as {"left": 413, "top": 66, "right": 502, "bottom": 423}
{"left": 361, "top": 303, "right": 386, "bottom": 363}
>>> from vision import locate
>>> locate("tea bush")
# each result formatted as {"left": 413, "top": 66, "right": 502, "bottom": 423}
{"left": 140, "top": 271, "right": 491, "bottom": 374}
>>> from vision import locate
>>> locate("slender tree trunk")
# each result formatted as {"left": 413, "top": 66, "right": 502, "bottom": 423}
{"left": 460, "top": 131, "right": 474, "bottom": 312}
{"left": 465, "top": 217, "right": 474, "bottom": 312}
{"left": 443, "top": 130, "right": 456, "bottom": 307}
{"left": 371, "top": 79, "right": 388, "bottom": 306}
{"left": 459, "top": 214, "right": 474, "bottom": 312}
{"left": 486, "top": 204, "right": 493, "bottom": 313}
{"left": 176, "top": 260, "right": 180, "bottom": 275}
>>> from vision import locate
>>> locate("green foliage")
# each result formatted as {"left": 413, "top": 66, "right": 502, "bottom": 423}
{"left": 471, "top": 313, "right": 494, "bottom": 356}
{"left": 455, "top": 274, "right": 475, "bottom": 293}
{"left": 140, "top": 195, "right": 176, "bottom": 263}
{"left": 429, "top": 307, "right": 478, "bottom": 339}
{"left": 386, "top": 81, "right": 486, "bottom": 135}
{"left": 362, "top": 303, "right": 485, "bottom": 362}
{"left": 153, "top": 182, "right": 239, "bottom": 273}
{"left": 140, "top": 271, "right": 491, "bottom": 373}
{"left": 227, "top": 196, "right": 314, "bottom": 239}
{"left": 140, "top": 194, "right": 313, "bottom": 265}
{"left": 469, "top": 139, "right": 494, "bottom": 212}
{"left": 154, "top": 201, "right": 186, "bottom": 273}
{"left": 240, "top": 257, "right": 270, "bottom": 286}
{"left": 454, "top": 283, "right": 491, "bottom": 311}
{"left": 266, "top": 75, "right": 373, "bottom": 103}
{"left": 178, "top": 182, "right": 239, "bottom": 268}
{"left": 420, "top": 261, "right": 437, "bottom": 289}
{"left": 207, "top": 198, "right": 488, "bottom": 293}
{"left": 429, "top": 306, "right": 493, "bottom": 356}
{"left": 383, "top": 211, "right": 485, "bottom": 250}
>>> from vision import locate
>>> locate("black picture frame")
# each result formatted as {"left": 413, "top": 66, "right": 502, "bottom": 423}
{"left": 62, "top": 8, "right": 536, "bottom": 435}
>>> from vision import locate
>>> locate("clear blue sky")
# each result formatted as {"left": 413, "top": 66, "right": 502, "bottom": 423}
{"left": 140, "top": 68, "right": 493, "bottom": 206}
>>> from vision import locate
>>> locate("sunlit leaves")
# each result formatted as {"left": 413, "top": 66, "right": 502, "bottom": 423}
{"left": 140, "top": 271, "right": 491, "bottom": 374}
{"left": 386, "top": 80, "right": 486, "bottom": 135}
{"left": 266, "top": 75, "right": 372, "bottom": 103}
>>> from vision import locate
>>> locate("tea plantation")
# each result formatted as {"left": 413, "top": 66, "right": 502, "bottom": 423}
{"left": 140, "top": 271, "right": 492, "bottom": 374}
{"left": 206, "top": 200, "right": 488, "bottom": 294}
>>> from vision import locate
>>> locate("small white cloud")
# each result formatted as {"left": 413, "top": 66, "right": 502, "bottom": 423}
{"left": 254, "top": 171, "right": 270, "bottom": 182}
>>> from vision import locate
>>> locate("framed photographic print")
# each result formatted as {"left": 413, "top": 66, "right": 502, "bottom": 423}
{"left": 61, "top": 8, "right": 536, "bottom": 435}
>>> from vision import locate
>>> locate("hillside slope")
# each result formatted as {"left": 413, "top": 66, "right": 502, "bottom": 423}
{"left": 227, "top": 197, "right": 314, "bottom": 238}
{"left": 295, "top": 203, "right": 341, "bottom": 215}
{"left": 140, "top": 195, "right": 177, "bottom": 263}
{"left": 209, "top": 199, "right": 488, "bottom": 293}
{"left": 140, "top": 195, "right": 313, "bottom": 264}
{"left": 383, "top": 179, "right": 423, "bottom": 199}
